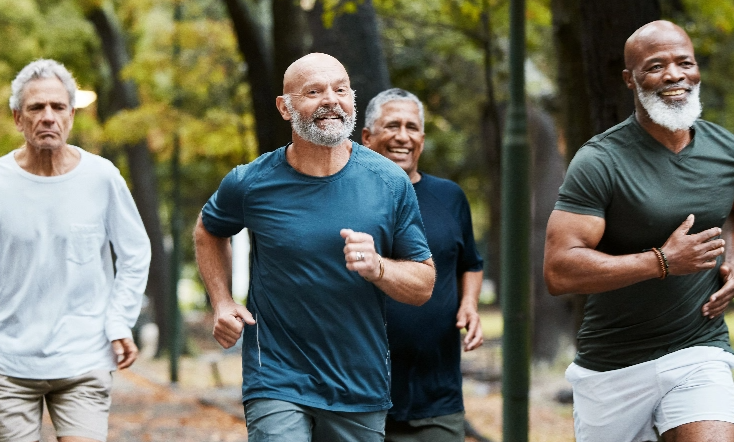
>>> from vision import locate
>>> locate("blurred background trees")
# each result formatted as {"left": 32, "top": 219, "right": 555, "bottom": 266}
{"left": 1, "top": 0, "right": 732, "bottom": 362}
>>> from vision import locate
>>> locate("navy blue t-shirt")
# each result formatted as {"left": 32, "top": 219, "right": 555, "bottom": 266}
{"left": 386, "top": 173, "right": 483, "bottom": 421}
{"left": 201, "top": 142, "right": 432, "bottom": 412}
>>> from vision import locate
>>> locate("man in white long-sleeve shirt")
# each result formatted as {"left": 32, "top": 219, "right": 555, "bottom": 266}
{"left": 0, "top": 59, "right": 151, "bottom": 442}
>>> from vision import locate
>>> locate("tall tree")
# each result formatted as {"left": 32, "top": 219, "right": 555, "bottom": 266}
{"left": 84, "top": 3, "right": 172, "bottom": 352}
{"left": 306, "top": 0, "right": 391, "bottom": 129}
{"left": 551, "top": 0, "right": 593, "bottom": 164}
{"left": 579, "top": 0, "right": 661, "bottom": 133}
{"left": 222, "top": 0, "right": 280, "bottom": 154}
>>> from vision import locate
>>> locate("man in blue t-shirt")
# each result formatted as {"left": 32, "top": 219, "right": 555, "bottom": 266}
{"left": 362, "top": 88, "right": 484, "bottom": 442}
{"left": 194, "top": 54, "right": 435, "bottom": 442}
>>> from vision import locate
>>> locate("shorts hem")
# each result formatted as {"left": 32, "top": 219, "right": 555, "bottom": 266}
{"left": 0, "top": 435, "right": 40, "bottom": 442}
{"left": 56, "top": 429, "right": 107, "bottom": 442}
{"left": 657, "top": 414, "right": 734, "bottom": 435}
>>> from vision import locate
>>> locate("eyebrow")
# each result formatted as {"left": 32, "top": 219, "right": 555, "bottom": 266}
{"left": 300, "top": 77, "right": 350, "bottom": 90}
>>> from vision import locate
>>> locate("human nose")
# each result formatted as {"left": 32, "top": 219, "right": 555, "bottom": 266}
{"left": 320, "top": 88, "right": 339, "bottom": 106}
{"left": 40, "top": 105, "right": 55, "bottom": 123}
{"left": 663, "top": 63, "right": 685, "bottom": 83}
{"left": 395, "top": 125, "right": 409, "bottom": 142}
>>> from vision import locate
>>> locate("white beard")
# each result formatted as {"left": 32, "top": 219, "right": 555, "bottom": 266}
{"left": 634, "top": 78, "right": 702, "bottom": 132}
{"left": 283, "top": 95, "right": 356, "bottom": 147}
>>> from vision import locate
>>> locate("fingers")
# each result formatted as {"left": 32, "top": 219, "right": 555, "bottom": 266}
{"left": 213, "top": 304, "right": 254, "bottom": 349}
{"left": 462, "top": 315, "right": 484, "bottom": 351}
{"left": 702, "top": 265, "right": 734, "bottom": 318}
{"left": 692, "top": 226, "right": 723, "bottom": 243}
{"left": 113, "top": 338, "right": 139, "bottom": 369}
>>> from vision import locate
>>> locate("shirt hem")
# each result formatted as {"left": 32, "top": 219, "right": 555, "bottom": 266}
{"left": 242, "top": 392, "right": 392, "bottom": 412}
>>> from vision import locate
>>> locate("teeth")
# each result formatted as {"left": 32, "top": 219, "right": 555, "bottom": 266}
{"left": 388, "top": 148, "right": 409, "bottom": 154}
{"left": 661, "top": 89, "right": 685, "bottom": 96}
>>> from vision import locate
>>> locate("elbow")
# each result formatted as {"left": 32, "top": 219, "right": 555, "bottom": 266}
{"left": 544, "top": 264, "right": 569, "bottom": 296}
{"left": 412, "top": 291, "right": 432, "bottom": 306}
{"left": 412, "top": 270, "right": 436, "bottom": 306}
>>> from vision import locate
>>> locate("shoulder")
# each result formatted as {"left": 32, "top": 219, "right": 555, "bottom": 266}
{"left": 223, "top": 146, "right": 287, "bottom": 189}
{"left": 693, "top": 119, "right": 734, "bottom": 142}
{"left": 419, "top": 173, "right": 464, "bottom": 195}
{"left": 351, "top": 143, "right": 413, "bottom": 190}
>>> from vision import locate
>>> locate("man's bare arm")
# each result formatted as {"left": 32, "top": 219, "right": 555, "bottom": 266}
{"left": 194, "top": 215, "right": 254, "bottom": 348}
{"left": 341, "top": 229, "right": 435, "bottom": 305}
{"left": 544, "top": 210, "right": 724, "bottom": 296}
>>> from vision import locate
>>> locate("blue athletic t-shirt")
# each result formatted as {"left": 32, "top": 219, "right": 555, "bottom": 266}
{"left": 386, "top": 173, "right": 484, "bottom": 421}
{"left": 201, "top": 142, "right": 432, "bottom": 411}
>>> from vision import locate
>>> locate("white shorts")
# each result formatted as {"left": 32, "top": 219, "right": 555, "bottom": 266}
{"left": 566, "top": 346, "right": 734, "bottom": 442}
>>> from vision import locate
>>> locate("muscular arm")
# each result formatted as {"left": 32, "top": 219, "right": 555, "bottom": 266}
{"left": 544, "top": 211, "right": 659, "bottom": 295}
{"left": 194, "top": 215, "right": 254, "bottom": 348}
{"left": 341, "top": 228, "right": 435, "bottom": 306}
{"left": 544, "top": 210, "right": 725, "bottom": 296}
{"left": 456, "top": 270, "right": 484, "bottom": 351}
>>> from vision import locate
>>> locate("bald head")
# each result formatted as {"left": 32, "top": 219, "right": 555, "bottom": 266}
{"left": 283, "top": 53, "right": 350, "bottom": 95}
{"left": 624, "top": 21, "right": 694, "bottom": 71}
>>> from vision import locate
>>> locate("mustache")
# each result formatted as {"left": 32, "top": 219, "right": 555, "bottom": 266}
{"left": 311, "top": 104, "right": 349, "bottom": 120}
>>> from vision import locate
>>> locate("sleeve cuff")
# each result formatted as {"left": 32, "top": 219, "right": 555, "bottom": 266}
{"left": 105, "top": 322, "right": 134, "bottom": 342}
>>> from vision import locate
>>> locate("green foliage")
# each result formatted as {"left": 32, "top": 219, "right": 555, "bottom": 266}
{"left": 666, "top": 1, "right": 734, "bottom": 131}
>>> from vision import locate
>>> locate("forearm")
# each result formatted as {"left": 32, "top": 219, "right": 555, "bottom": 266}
{"left": 544, "top": 247, "right": 661, "bottom": 295}
{"left": 194, "top": 216, "right": 234, "bottom": 309}
{"left": 374, "top": 258, "right": 435, "bottom": 306}
{"left": 459, "top": 270, "right": 483, "bottom": 309}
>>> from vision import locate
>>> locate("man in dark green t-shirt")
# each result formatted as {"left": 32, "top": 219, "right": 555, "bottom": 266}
{"left": 545, "top": 21, "right": 734, "bottom": 442}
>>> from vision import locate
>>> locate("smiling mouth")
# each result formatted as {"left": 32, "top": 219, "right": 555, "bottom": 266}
{"left": 660, "top": 89, "right": 687, "bottom": 97}
{"left": 387, "top": 148, "right": 410, "bottom": 155}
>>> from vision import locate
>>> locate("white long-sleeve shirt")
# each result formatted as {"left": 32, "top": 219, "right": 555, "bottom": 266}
{"left": 0, "top": 147, "right": 151, "bottom": 379}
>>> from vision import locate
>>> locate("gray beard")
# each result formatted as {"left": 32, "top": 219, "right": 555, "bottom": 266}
{"left": 635, "top": 78, "right": 702, "bottom": 132}
{"left": 283, "top": 95, "right": 356, "bottom": 147}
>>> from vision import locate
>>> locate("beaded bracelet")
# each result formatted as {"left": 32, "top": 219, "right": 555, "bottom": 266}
{"left": 656, "top": 247, "right": 670, "bottom": 278}
{"left": 651, "top": 248, "right": 668, "bottom": 279}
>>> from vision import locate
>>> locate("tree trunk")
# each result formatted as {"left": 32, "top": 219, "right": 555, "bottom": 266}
{"left": 86, "top": 5, "right": 171, "bottom": 353}
{"left": 306, "top": 0, "right": 391, "bottom": 131}
{"left": 272, "top": 0, "right": 309, "bottom": 148}
{"left": 551, "top": 0, "right": 593, "bottom": 163}
{"left": 223, "top": 0, "right": 280, "bottom": 154}
{"left": 579, "top": 0, "right": 661, "bottom": 133}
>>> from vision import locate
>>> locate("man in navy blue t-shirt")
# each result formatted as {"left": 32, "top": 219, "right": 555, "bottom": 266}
{"left": 194, "top": 55, "right": 435, "bottom": 442}
{"left": 363, "top": 88, "right": 484, "bottom": 442}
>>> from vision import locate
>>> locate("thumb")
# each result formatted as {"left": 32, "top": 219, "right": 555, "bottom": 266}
{"left": 235, "top": 305, "right": 256, "bottom": 325}
{"left": 340, "top": 228, "right": 354, "bottom": 239}
{"left": 721, "top": 263, "right": 732, "bottom": 278}
{"left": 676, "top": 214, "right": 695, "bottom": 235}
{"left": 456, "top": 312, "right": 467, "bottom": 329}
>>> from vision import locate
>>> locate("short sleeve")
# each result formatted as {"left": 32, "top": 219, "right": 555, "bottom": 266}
{"left": 555, "top": 144, "right": 615, "bottom": 218}
{"left": 456, "top": 190, "right": 484, "bottom": 273}
{"left": 201, "top": 165, "right": 249, "bottom": 237}
{"left": 392, "top": 180, "right": 432, "bottom": 262}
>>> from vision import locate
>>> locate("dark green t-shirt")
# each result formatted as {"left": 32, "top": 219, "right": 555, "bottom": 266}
{"left": 556, "top": 115, "right": 734, "bottom": 371}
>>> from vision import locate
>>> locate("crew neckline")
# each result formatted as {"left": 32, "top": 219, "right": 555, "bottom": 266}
{"left": 9, "top": 145, "right": 86, "bottom": 183}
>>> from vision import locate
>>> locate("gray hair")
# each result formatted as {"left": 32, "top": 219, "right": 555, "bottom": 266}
{"left": 9, "top": 59, "right": 77, "bottom": 111}
{"left": 364, "top": 88, "right": 424, "bottom": 133}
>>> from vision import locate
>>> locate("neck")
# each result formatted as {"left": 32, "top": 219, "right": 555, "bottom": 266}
{"left": 635, "top": 110, "right": 692, "bottom": 154}
{"left": 287, "top": 135, "right": 352, "bottom": 177}
{"left": 14, "top": 144, "right": 81, "bottom": 177}
{"left": 409, "top": 170, "right": 421, "bottom": 183}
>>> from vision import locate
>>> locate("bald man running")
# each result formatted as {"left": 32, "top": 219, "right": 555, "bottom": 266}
{"left": 544, "top": 21, "right": 734, "bottom": 442}
{"left": 194, "top": 53, "right": 435, "bottom": 442}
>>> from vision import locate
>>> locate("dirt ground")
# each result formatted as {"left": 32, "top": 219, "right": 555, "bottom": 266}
{"left": 39, "top": 313, "right": 575, "bottom": 442}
